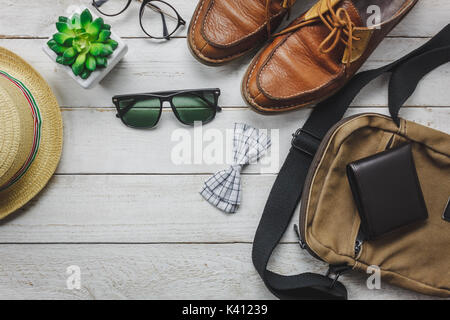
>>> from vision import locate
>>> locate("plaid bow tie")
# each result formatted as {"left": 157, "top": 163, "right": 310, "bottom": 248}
{"left": 200, "top": 123, "right": 271, "bottom": 213}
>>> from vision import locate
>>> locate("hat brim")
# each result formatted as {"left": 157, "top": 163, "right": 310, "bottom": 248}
{"left": 0, "top": 47, "right": 63, "bottom": 219}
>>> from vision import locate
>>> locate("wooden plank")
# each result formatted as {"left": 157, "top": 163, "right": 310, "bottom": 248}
{"left": 0, "top": 0, "right": 447, "bottom": 38}
{"left": 0, "top": 0, "right": 195, "bottom": 38}
{"left": 0, "top": 243, "right": 440, "bottom": 300}
{"left": 1, "top": 108, "right": 449, "bottom": 244}
{"left": 1, "top": 38, "right": 450, "bottom": 108}
{"left": 55, "top": 107, "right": 450, "bottom": 174}
{"left": 0, "top": 174, "right": 279, "bottom": 243}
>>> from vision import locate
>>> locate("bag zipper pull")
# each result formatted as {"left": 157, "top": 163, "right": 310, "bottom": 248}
{"left": 326, "top": 264, "right": 352, "bottom": 289}
{"left": 355, "top": 229, "right": 365, "bottom": 256}
{"left": 355, "top": 240, "right": 363, "bottom": 256}
{"left": 293, "top": 224, "right": 307, "bottom": 249}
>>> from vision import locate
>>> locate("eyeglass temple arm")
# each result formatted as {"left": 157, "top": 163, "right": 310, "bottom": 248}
{"left": 188, "top": 92, "right": 222, "bottom": 111}
{"left": 156, "top": 5, "right": 170, "bottom": 40}
{"left": 92, "top": 0, "right": 109, "bottom": 8}
{"left": 94, "top": 0, "right": 186, "bottom": 25}
{"left": 144, "top": 1, "right": 181, "bottom": 22}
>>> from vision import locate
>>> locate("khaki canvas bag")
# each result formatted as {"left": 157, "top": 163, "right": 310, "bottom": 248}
{"left": 252, "top": 25, "right": 450, "bottom": 300}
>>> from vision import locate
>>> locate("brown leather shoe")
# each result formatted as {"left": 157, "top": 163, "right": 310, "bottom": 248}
{"left": 188, "top": 0, "right": 296, "bottom": 66}
{"left": 242, "top": 0, "right": 418, "bottom": 113}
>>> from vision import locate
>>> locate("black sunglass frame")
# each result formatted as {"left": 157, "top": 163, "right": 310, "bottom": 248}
{"left": 92, "top": 0, "right": 186, "bottom": 40}
{"left": 113, "top": 88, "right": 222, "bottom": 129}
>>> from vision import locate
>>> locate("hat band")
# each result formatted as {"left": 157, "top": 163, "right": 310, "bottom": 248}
{"left": 0, "top": 71, "right": 42, "bottom": 191}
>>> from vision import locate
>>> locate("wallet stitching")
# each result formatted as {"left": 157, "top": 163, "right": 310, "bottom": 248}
{"left": 348, "top": 134, "right": 388, "bottom": 239}
{"left": 361, "top": 133, "right": 392, "bottom": 237}
{"left": 349, "top": 164, "right": 375, "bottom": 238}
{"left": 408, "top": 146, "right": 429, "bottom": 219}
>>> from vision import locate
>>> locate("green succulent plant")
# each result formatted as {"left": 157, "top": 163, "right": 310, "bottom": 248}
{"left": 47, "top": 9, "right": 118, "bottom": 79}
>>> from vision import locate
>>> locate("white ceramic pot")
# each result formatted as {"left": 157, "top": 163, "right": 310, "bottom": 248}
{"left": 42, "top": 6, "right": 128, "bottom": 89}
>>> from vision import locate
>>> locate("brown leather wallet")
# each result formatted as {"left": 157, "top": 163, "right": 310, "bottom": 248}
{"left": 347, "top": 144, "right": 428, "bottom": 240}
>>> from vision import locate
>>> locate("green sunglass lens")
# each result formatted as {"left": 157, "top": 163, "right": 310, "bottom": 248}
{"left": 118, "top": 98, "right": 161, "bottom": 128}
{"left": 172, "top": 93, "right": 216, "bottom": 124}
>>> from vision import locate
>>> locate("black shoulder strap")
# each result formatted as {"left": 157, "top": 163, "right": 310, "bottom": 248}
{"left": 252, "top": 25, "right": 450, "bottom": 300}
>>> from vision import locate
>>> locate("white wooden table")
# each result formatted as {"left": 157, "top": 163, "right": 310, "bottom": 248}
{"left": 0, "top": 0, "right": 448, "bottom": 300}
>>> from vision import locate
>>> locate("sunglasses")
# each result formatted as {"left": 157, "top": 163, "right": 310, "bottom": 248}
{"left": 92, "top": 0, "right": 186, "bottom": 40}
{"left": 113, "top": 89, "right": 222, "bottom": 128}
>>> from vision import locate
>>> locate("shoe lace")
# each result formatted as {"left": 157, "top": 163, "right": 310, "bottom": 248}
{"left": 273, "top": 0, "right": 360, "bottom": 67}
{"left": 265, "top": 0, "right": 296, "bottom": 37}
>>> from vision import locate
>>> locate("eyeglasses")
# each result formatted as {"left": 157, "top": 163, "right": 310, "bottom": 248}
{"left": 91, "top": 0, "right": 186, "bottom": 40}
{"left": 113, "top": 89, "right": 222, "bottom": 128}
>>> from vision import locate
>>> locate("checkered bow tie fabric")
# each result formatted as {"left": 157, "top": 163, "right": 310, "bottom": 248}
{"left": 200, "top": 123, "right": 271, "bottom": 213}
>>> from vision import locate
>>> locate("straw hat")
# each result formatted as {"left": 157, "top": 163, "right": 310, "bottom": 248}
{"left": 0, "top": 47, "right": 63, "bottom": 219}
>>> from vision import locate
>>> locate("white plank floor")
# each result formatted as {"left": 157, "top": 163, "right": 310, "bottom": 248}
{"left": 0, "top": 0, "right": 449, "bottom": 300}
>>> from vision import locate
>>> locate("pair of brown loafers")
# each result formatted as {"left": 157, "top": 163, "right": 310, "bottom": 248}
{"left": 188, "top": 0, "right": 418, "bottom": 113}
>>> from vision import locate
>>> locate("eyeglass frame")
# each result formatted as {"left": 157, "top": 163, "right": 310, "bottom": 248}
{"left": 91, "top": 0, "right": 186, "bottom": 40}
{"left": 112, "top": 88, "right": 222, "bottom": 129}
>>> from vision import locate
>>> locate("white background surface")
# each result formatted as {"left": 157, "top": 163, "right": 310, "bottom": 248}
{"left": 0, "top": 0, "right": 449, "bottom": 299}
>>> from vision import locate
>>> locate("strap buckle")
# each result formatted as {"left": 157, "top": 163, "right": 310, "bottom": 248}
{"left": 325, "top": 265, "right": 351, "bottom": 289}
{"left": 291, "top": 128, "right": 321, "bottom": 157}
